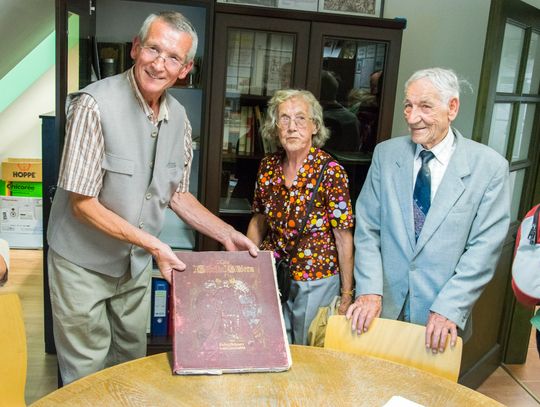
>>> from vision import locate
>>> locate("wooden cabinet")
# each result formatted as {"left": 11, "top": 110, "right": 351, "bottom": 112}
{"left": 200, "top": 4, "right": 405, "bottom": 250}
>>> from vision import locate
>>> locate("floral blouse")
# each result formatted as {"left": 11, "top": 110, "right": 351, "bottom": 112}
{"left": 252, "top": 147, "right": 354, "bottom": 281}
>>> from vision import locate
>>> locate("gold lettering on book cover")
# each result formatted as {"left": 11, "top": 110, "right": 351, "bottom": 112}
{"left": 193, "top": 259, "right": 255, "bottom": 274}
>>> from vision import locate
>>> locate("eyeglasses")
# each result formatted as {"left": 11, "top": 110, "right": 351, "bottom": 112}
{"left": 140, "top": 45, "right": 186, "bottom": 71}
{"left": 278, "top": 115, "right": 312, "bottom": 129}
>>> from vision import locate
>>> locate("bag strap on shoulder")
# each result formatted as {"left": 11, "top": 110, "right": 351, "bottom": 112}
{"left": 284, "top": 159, "right": 330, "bottom": 256}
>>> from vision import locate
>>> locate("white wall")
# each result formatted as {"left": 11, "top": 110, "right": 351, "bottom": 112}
{"left": 383, "top": 0, "right": 491, "bottom": 138}
{"left": 0, "top": 66, "right": 54, "bottom": 166}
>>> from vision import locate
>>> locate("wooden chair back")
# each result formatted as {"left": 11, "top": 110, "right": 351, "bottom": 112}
{"left": 0, "top": 293, "right": 27, "bottom": 407}
{"left": 324, "top": 315, "right": 462, "bottom": 382}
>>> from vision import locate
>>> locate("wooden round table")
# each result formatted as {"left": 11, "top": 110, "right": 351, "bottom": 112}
{"left": 31, "top": 345, "right": 501, "bottom": 406}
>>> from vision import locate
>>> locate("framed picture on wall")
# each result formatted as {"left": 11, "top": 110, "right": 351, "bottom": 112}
{"left": 318, "top": 0, "right": 383, "bottom": 18}
{"left": 216, "top": 0, "right": 277, "bottom": 6}
{"left": 277, "top": 0, "right": 318, "bottom": 11}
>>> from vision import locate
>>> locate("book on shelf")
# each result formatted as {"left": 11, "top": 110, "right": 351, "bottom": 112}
{"left": 237, "top": 105, "right": 257, "bottom": 154}
{"left": 253, "top": 105, "right": 279, "bottom": 154}
{"left": 171, "top": 250, "right": 291, "bottom": 375}
{"left": 252, "top": 105, "right": 264, "bottom": 155}
{"left": 223, "top": 116, "right": 231, "bottom": 153}
{"left": 256, "top": 105, "right": 270, "bottom": 153}
{"left": 150, "top": 277, "right": 170, "bottom": 337}
{"left": 229, "top": 111, "right": 241, "bottom": 154}
{"left": 238, "top": 106, "right": 250, "bottom": 153}
{"left": 224, "top": 102, "right": 274, "bottom": 156}
{"left": 246, "top": 106, "right": 254, "bottom": 153}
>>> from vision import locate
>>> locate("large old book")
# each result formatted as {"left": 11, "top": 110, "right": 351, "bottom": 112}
{"left": 171, "top": 250, "right": 291, "bottom": 375}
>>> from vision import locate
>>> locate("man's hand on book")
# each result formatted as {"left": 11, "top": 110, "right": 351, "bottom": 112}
{"left": 222, "top": 229, "right": 259, "bottom": 257}
{"left": 152, "top": 242, "right": 185, "bottom": 284}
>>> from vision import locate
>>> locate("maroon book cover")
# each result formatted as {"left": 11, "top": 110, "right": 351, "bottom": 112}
{"left": 171, "top": 250, "right": 291, "bottom": 375}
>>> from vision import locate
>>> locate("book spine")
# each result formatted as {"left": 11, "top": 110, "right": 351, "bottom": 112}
{"left": 151, "top": 278, "right": 169, "bottom": 336}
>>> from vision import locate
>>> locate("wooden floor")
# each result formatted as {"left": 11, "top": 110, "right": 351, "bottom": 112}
{"left": 477, "top": 328, "right": 540, "bottom": 406}
{"left": 3, "top": 249, "right": 540, "bottom": 405}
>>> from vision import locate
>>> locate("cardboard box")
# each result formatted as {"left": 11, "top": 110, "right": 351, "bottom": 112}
{"left": 0, "top": 196, "right": 43, "bottom": 248}
{"left": 0, "top": 180, "right": 42, "bottom": 197}
{"left": 1, "top": 158, "right": 42, "bottom": 182}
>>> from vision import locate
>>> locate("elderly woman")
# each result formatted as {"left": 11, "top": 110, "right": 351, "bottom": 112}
{"left": 247, "top": 89, "right": 354, "bottom": 345}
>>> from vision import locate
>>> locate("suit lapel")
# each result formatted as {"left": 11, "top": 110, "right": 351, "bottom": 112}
{"left": 392, "top": 141, "right": 416, "bottom": 251}
{"left": 415, "top": 129, "right": 471, "bottom": 254}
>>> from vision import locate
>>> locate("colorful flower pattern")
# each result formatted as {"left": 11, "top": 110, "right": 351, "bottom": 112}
{"left": 252, "top": 147, "right": 354, "bottom": 281}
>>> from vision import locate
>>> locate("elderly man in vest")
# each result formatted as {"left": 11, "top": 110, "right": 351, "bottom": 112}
{"left": 47, "top": 11, "right": 257, "bottom": 384}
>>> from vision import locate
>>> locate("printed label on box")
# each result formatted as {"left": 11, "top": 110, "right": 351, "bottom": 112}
{"left": 0, "top": 196, "right": 43, "bottom": 234}
{"left": 1, "top": 159, "right": 43, "bottom": 182}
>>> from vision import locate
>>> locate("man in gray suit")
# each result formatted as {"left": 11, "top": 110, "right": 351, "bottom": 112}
{"left": 346, "top": 68, "right": 510, "bottom": 353}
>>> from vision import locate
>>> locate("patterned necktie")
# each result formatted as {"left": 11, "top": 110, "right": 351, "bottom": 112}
{"left": 413, "top": 150, "right": 435, "bottom": 241}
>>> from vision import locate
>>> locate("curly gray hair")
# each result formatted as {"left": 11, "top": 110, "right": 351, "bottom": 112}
{"left": 261, "top": 89, "right": 330, "bottom": 148}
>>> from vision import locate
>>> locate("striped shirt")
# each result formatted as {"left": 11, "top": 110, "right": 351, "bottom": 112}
{"left": 58, "top": 68, "right": 193, "bottom": 197}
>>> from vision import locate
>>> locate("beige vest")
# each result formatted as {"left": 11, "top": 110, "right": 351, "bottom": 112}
{"left": 48, "top": 73, "right": 186, "bottom": 278}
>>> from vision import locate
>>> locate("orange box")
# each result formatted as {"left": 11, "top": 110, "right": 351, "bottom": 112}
{"left": 1, "top": 158, "right": 42, "bottom": 182}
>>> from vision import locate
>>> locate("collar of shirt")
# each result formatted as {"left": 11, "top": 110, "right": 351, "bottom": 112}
{"left": 127, "top": 67, "right": 169, "bottom": 125}
{"left": 414, "top": 127, "right": 456, "bottom": 165}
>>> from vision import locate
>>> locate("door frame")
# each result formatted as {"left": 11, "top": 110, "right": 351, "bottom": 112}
{"left": 472, "top": 0, "right": 540, "bottom": 369}
{"left": 48, "top": 0, "right": 96, "bottom": 354}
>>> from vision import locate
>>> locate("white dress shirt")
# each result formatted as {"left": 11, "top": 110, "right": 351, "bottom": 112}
{"left": 413, "top": 128, "right": 457, "bottom": 202}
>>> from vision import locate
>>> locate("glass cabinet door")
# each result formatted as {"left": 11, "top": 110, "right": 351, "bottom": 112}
{"left": 319, "top": 37, "right": 387, "bottom": 154}
{"left": 308, "top": 22, "right": 402, "bottom": 148}
{"left": 307, "top": 22, "right": 403, "bottom": 202}
{"left": 222, "top": 29, "right": 295, "bottom": 214}
{"left": 204, "top": 13, "right": 310, "bottom": 244}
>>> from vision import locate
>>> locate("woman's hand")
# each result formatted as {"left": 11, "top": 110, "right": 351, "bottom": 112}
{"left": 338, "top": 293, "right": 353, "bottom": 315}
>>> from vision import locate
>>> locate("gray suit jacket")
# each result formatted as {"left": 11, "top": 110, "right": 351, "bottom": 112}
{"left": 353, "top": 129, "right": 510, "bottom": 334}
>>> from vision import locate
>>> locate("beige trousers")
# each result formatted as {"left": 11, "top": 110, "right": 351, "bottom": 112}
{"left": 48, "top": 249, "right": 152, "bottom": 385}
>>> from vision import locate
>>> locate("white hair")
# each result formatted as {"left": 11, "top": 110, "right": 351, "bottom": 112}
{"left": 405, "top": 67, "right": 472, "bottom": 104}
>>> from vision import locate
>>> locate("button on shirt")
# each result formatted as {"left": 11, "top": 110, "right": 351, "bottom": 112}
{"left": 58, "top": 67, "right": 193, "bottom": 197}
{"left": 413, "top": 128, "right": 456, "bottom": 202}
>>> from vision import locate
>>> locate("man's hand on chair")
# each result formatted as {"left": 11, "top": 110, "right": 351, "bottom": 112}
{"left": 345, "top": 294, "right": 382, "bottom": 335}
{"left": 425, "top": 311, "right": 458, "bottom": 353}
